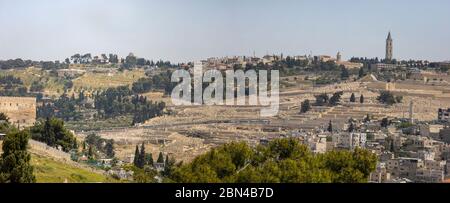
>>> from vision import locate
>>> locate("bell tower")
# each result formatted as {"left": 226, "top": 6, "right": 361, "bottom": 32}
{"left": 386, "top": 32, "right": 393, "bottom": 62}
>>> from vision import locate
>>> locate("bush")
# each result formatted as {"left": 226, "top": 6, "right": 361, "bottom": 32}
{"left": 377, "top": 91, "right": 399, "bottom": 105}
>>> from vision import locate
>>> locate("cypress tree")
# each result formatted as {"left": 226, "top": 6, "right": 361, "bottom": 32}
{"left": 157, "top": 152, "right": 164, "bottom": 163}
{"left": 145, "top": 153, "right": 154, "bottom": 166}
{"left": 350, "top": 93, "right": 356, "bottom": 102}
{"left": 327, "top": 121, "right": 333, "bottom": 133}
{"left": 82, "top": 141, "right": 86, "bottom": 151}
{"left": 360, "top": 94, "right": 364, "bottom": 104}
{"left": 358, "top": 67, "right": 365, "bottom": 78}
{"left": 381, "top": 118, "right": 389, "bottom": 128}
{"left": 133, "top": 145, "right": 140, "bottom": 167}
{"left": 138, "top": 143, "right": 146, "bottom": 168}
{"left": 88, "top": 145, "right": 94, "bottom": 159}
{"left": 340, "top": 66, "right": 349, "bottom": 80}
{"left": 364, "top": 114, "right": 371, "bottom": 123}
{"left": 165, "top": 155, "right": 169, "bottom": 166}
{"left": 0, "top": 130, "right": 36, "bottom": 183}
{"left": 348, "top": 122, "right": 355, "bottom": 133}
{"left": 163, "top": 155, "right": 175, "bottom": 177}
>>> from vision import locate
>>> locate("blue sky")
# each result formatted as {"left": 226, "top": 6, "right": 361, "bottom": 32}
{"left": 0, "top": 0, "right": 449, "bottom": 62}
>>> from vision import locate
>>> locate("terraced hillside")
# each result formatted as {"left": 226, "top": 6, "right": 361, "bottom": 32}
{"left": 72, "top": 69, "right": 145, "bottom": 90}
{"left": 0, "top": 67, "right": 66, "bottom": 96}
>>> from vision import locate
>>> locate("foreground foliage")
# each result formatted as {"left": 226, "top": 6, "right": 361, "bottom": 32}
{"left": 168, "top": 138, "right": 377, "bottom": 183}
{"left": 0, "top": 130, "right": 36, "bottom": 183}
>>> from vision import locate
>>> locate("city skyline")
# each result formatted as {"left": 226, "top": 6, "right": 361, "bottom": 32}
{"left": 1, "top": 0, "right": 450, "bottom": 62}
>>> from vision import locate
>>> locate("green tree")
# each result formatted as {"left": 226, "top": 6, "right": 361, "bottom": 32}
{"left": 381, "top": 118, "right": 390, "bottom": 128}
{"left": 105, "top": 140, "right": 115, "bottom": 158}
{"left": 315, "top": 94, "right": 329, "bottom": 106}
{"left": 0, "top": 112, "right": 14, "bottom": 134}
{"left": 350, "top": 93, "right": 356, "bottom": 103}
{"left": 390, "top": 140, "right": 395, "bottom": 152}
{"left": 133, "top": 145, "right": 140, "bottom": 167}
{"left": 138, "top": 143, "right": 146, "bottom": 168}
{"left": 340, "top": 65, "right": 349, "bottom": 80}
{"left": 363, "top": 114, "right": 371, "bottom": 123}
{"left": 0, "top": 112, "right": 10, "bottom": 122}
{"left": 327, "top": 121, "right": 333, "bottom": 133}
{"left": 88, "top": 145, "right": 94, "bottom": 159}
{"left": 360, "top": 94, "right": 364, "bottom": 104}
{"left": 358, "top": 67, "right": 365, "bottom": 78}
{"left": 163, "top": 155, "right": 176, "bottom": 177}
{"left": 30, "top": 117, "right": 77, "bottom": 152}
{"left": 0, "top": 130, "right": 36, "bottom": 183}
{"left": 82, "top": 141, "right": 86, "bottom": 152}
{"left": 133, "top": 167, "right": 157, "bottom": 183}
{"left": 145, "top": 153, "right": 154, "bottom": 166}
{"left": 157, "top": 152, "right": 165, "bottom": 163}
{"left": 300, "top": 100, "right": 311, "bottom": 114}
{"left": 377, "top": 91, "right": 397, "bottom": 105}
{"left": 329, "top": 91, "right": 343, "bottom": 106}
{"left": 323, "top": 148, "right": 376, "bottom": 183}
{"left": 348, "top": 121, "right": 355, "bottom": 133}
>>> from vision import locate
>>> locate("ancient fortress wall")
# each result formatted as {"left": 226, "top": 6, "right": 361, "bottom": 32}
{"left": 0, "top": 96, "right": 36, "bottom": 127}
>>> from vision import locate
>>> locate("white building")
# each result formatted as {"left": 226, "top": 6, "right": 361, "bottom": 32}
{"left": 333, "top": 132, "right": 367, "bottom": 150}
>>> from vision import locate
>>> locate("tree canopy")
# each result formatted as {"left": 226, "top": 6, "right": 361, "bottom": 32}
{"left": 0, "top": 130, "right": 36, "bottom": 183}
{"left": 300, "top": 100, "right": 311, "bottom": 114}
{"left": 30, "top": 117, "right": 78, "bottom": 152}
{"left": 377, "top": 91, "right": 402, "bottom": 105}
{"left": 167, "top": 138, "right": 377, "bottom": 183}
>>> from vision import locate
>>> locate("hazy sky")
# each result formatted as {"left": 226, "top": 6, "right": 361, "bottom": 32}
{"left": 1, "top": 0, "right": 449, "bottom": 62}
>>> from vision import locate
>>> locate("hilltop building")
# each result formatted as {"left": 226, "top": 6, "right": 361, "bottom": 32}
{"left": 315, "top": 52, "right": 363, "bottom": 69}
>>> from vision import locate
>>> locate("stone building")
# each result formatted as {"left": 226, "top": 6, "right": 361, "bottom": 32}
{"left": 333, "top": 132, "right": 367, "bottom": 150}
{"left": 370, "top": 163, "right": 392, "bottom": 183}
{"left": 0, "top": 96, "right": 36, "bottom": 127}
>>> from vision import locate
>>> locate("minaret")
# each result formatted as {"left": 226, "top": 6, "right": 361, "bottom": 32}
{"left": 409, "top": 101, "right": 414, "bottom": 124}
{"left": 386, "top": 32, "right": 393, "bottom": 62}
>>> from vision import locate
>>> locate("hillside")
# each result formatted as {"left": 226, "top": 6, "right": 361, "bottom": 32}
{"left": 1, "top": 141, "right": 116, "bottom": 183}
{"left": 31, "top": 154, "right": 115, "bottom": 183}
{"left": 0, "top": 67, "right": 66, "bottom": 96}
{"left": 72, "top": 69, "right": 145, "bottom": 90}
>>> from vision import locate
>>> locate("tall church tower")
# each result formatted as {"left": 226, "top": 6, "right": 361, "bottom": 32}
{"left": 386, "top": 32, "right": 393, "bottom": 62}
